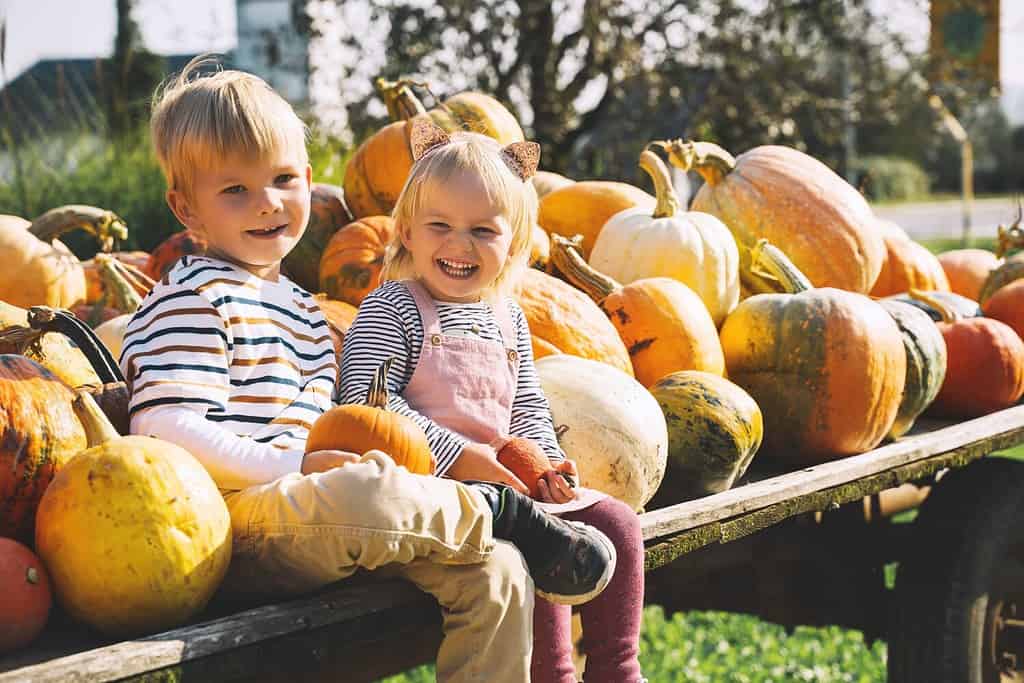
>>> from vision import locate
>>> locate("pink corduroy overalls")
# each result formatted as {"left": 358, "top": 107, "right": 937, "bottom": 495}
{"left": 400, "top": 279, "right": 645, "bottom": 683}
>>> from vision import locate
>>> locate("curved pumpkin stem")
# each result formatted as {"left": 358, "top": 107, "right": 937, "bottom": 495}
{"left": 549, "top": 234, "right": 622, "bottom": 303}
{"left": 908, "top": 288, "right": 960, "bottom": 324}
{"left": 28, "top": 307, "right": 125, "bottom": 384}
{"left": 29, "top": 205, "right": 128, "bottom": 253}
{"left": 744, "top": 239, "right": 813, "bottom": 295}
{"left": 638, "top": 149, "right": 680, "bottom": 219}
{"left": 650, "top": 140, "right": 736, "bottom": 187}
{"left": 97, "top": 255, "right": 144, "bottom": 313}
{"left": 72, "top": 390, "right": 121, "bottom": 448}
{"left": 375, "top": 77, "right": 429, "bottom": 121}
{"left": 995, "top": 199, "right": 1023, "bottom": 259}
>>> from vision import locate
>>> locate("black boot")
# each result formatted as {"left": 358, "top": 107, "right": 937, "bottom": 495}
{"left": 467, "top": 481, "right": 616, "bottom": 606}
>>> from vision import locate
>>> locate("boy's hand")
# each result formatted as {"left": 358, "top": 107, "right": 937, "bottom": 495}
{"left": 537, "top": 460, "right": 579, "bottom": 504}
{"left": 446, "top": 442, "right": 531, "bottom": 495}
{"left": 301, "top": 449, "right": 361, "bottom": 475}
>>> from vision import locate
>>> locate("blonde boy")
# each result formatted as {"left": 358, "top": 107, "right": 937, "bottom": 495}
{"left": 121, "top": 56, "right": 614, "bottom": 683}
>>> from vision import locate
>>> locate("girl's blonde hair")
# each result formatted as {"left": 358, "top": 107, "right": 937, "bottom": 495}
{"left": 150, "top": 54, "right": 308, "bottom": 199}
{"left": 381, "top": 131, "right": 538, "bottom": 301}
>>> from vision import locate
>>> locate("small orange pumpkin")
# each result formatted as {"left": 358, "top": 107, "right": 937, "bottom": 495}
{"left": 0, "top": 538, "right": 52, "bottom": 653}
{"left": 870, "top": 232, "right": 950, "bottom": 297}
{"left": 318, "top": 215, "right": 396, "bottom": 306}
{"left": 313, "top": 295, "right": 358, "bottom": 359}
{"left": 937, "top": 248, "right": 1000, "bottom": 301}
{"left": 306, "top": 359, "right": 434, "bottom": 475}
{"left": 981, "top": 279, "right": 1024, "bottom": 346}
{"left": 497, "top": 437, "right": 555, "bottom": 499}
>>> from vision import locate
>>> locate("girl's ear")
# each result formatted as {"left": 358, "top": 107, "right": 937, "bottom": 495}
{"left": 397, "top": 220, "right": 414, "bottom": 250}
{"left": 166, "top": 189, "right": 198, "bottom": 231}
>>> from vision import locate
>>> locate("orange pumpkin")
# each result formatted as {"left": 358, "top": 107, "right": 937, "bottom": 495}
{"left": 870, "top": 232, "right": 950, "bottom": 297}
{"left": 913, "top": 290, "right": 1024, "bottom": 418}
{"left": 497, "top": 437, "right": 555, "bottom": 499}
{"left": 145, "top": 229, "right": 208, "bottom": 279}
{"left": 0, "top": 538, "right": 51, "bottom": 653}
{"left": 514, "top": 268, "right": 634, "bottom": 377}
{"left": 551, "top": 234, "right": 724, "bottom": 387}
{"left": 0, "top": 355, "right": 88, "bottom": 541}
{"left": 307, "top": 360, "right": 434, "bottom": 475}
{"left": 530, "top": 224, "right": 551, "bottom": 270}
{"left": 318, "top": 215, "right": 396, "bottom": 306}
{"left": 719, "top": 241, "right": 906, "bottom": 463}
{"left": 282, "top": 182, "right": 353, "bottom": 292}
{"left": 313, "top": 294, "right": 358, "bottom": 359}
{"left": 344, "top": 79, "right": 524, "bottom": 219}
{"left": 656, "top": 140, "right": 885, "bottom": 294}
{"left": 531, "top": 171, "right": 575, "bottom": 199}
{"left": 937, "top": 248, "right": 1000, "bottom": 301}
{"left": 981, "top": 279, "right": 1024, "bottom": 345}
{"left": 537, "top": 181, "right": 655, "bottom": 258}
{"left": 0, "top": 206, "right": 127, "bottom": 309}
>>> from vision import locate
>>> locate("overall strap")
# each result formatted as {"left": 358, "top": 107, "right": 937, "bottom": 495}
{"left": 403, "top": 279, "right": 443, "bottom": 337}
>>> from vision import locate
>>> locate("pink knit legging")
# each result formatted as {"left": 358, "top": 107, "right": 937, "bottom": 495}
{"left": 530, "top": 496, "right": 644, "bottom": 683}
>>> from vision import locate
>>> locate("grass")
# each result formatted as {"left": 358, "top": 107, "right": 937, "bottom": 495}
{"left": 379, "top": 606, "right": 888, "bottom": 683}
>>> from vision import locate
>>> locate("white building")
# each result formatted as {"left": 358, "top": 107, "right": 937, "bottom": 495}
{"left": 234, "top": 0, "right": 310, "bottom": 106}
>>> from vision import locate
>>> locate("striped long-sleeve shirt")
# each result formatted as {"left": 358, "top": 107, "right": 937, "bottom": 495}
{"left": 340, "top": 280, "right": 565, "bottom": 476}
{"left": 120, "top": 255, "right": 337, "bottom": 490}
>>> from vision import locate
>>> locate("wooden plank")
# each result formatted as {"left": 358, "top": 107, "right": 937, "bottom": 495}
{"left": 0, "top": 580, "right": 434, "bottom": 683}
{"left": 641, "top": 406, "right": 1024, "bottom": 543}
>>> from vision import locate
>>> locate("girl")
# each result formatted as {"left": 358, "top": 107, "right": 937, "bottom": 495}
{"left": 340, "top": 119, "right": 646, "bottom": 683}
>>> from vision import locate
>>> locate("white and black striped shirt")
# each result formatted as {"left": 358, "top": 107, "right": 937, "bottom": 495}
{"left": 340, "top": 280, "right": 565, "bottom": 475}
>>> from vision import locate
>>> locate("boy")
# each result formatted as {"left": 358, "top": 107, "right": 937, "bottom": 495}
{"left": 120, "top": 56, "right": 615, "bottom": 683}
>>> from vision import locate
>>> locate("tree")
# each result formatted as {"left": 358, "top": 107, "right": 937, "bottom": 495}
{"left": 102, "top": 0, "right": 166, "bottom": 139}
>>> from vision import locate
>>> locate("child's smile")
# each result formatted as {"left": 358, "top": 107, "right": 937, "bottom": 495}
{"left": 402, "top": 173, "right": 514, "bottom": 303}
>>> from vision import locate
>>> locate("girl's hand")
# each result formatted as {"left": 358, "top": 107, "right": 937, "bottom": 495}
{"left": 301, "top": 449, "right": 361, "bottom": 474}
{"left": 447, "top": 442, "right": 530, "bottom": 495}
{"left": 537, "top": 460, "right": 579, "bottom": 504}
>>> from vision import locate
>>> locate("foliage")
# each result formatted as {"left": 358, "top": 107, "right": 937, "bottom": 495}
{"left": 0, "top": 125, "right": 355, "bottom": 259}
{"left": 103, "top": 0, "right": 166, "bottom": 138}
{"left": 380, "top": 605, "right": 888, "bottom": 682}
{"left": 852, "top": 156, "right": 931, "bottom": 202}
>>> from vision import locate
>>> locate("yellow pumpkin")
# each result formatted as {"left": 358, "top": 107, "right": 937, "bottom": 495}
{"left": 551, "top": 234, "right": 724, "bottom": 387}
{"left": 0, "top": 206, "right": 127, "bottom": 309}
{"left": 344, "top": 79, "right": 524, "bottom": 219}
{"left": 589, "top": 149, "right": 739, "bottom": 326}
{"left": 535, "top": 354, "right": 667, "bottom": 511}
{"left": 656, "top": 140, "right": 885, "bottom": 294}
{"left": 0, "top": 302, "right": 101, "bottom": 388}
{"left": 514, "top": 268, "right": 634, "bottom": 377}
{"left": 537, "top": 181, "right": 655, "bottom": 258}
{"left": 720, "top": 241, "right": 906, "bottom": 463}
{"left": 35, "top": 392, "right": 231, "bottom": 637}
{"left": 531, "top": 171, "right": 575, "bottom": 199}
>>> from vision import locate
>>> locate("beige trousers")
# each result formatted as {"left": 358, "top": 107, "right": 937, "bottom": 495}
{"left": 222, "top": 452, "right": 534, "bottom": 682}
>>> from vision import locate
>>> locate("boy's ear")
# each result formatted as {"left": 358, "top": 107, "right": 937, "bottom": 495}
{"left": 166, "top": 189, "right": 198, "bottom": 230}
{"left": 305, "top": 164, "right": 313, "bottom": 186}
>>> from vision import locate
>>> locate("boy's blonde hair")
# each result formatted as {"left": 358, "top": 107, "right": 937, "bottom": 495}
{"left": 381, "top": 131, "right": 538, "bottom": 301}
{"left": 150, "top": 54, "right": 308, "bottom": 198}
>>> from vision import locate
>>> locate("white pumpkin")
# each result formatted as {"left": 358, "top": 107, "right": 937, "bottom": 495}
{"left": 536, "top": 354, "right": 668, "bottom": 511}
{"left": 95, "top": 313, "right": 132, "bottom": 361}
{"left": 588, "top": 150, "right": 739, "bottom": 327}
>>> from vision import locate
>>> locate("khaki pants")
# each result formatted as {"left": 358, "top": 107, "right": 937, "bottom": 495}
{"left": 223, "top": 452, "right": 534, "bottom": 682}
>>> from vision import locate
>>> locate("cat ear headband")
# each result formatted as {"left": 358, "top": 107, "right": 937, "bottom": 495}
{"left": 409, "top": 117, "right": 540, "bottom": 181}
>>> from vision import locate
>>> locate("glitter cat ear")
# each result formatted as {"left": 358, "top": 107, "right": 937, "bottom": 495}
{"left": 500, "top": 141, "right": 541, "bottom": 180}
{"left": 409, "top": 117, "right": 452, "bottom": 161}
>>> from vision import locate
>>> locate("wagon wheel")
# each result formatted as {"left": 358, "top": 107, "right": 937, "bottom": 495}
{"left": 889, "top": 457, "right": 1024, "bottom": 683}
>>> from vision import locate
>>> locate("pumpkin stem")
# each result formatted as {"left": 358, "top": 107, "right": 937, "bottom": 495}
{"left": 549, "top": 234, "right": 621, "bottom": 303}
{"left": 97, "top": 255, "right": 144, "bottom": 313}
{"left": 908, "top": 288, "right": 960, "bottom": 324}
{"left": 72, "top": 389, "right": 121, "bottom": 447}
{"left": 28, "top": 205, "right": 128, "bottom": 252}
{"left": 650, "top": 140, "right": 736, "bottom": 187}
{"left": 995, "top": 198, "right": 1023, "bottom": 259}
{"left": 747, "top": 239, "right": 813, "bottom": 294}
{"left": 375, "top": 77, "right": 429, "bottom": 121}
{"left": 28, "top": 307, "right": 125, "bottom": 384}
{"left": 366, "top": 358, "right": 395, "bottom": 410}
{"left": 111, "top": 258, "right": 156, "bottom": 298}
{"left": 639, "top": 148, "right": 680, "bottom": 219}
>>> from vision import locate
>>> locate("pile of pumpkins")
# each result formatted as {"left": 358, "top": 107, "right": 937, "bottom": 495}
{"left": 3, "top": 77, "right": 1024, "bottom": 654}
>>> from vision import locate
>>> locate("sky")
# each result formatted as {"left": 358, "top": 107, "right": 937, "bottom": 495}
{"left": 1, "top": 0, "right": 1022, "bottom": 104}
